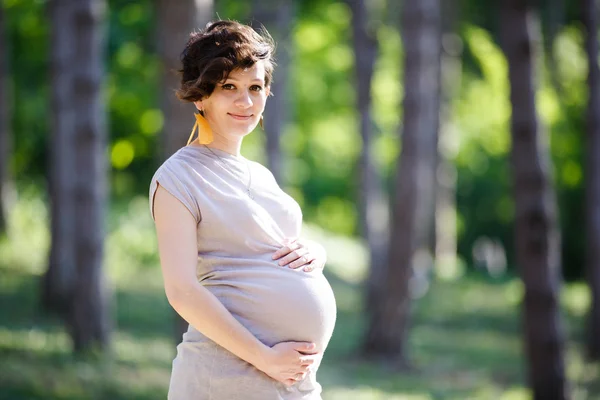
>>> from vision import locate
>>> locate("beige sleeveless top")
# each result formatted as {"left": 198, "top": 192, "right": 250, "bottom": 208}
{"left": 149, "top": 145, "right": 336, "bottom": 399}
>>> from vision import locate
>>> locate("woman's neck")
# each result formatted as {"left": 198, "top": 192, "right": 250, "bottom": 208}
{"left": 191, "top": 138, "right": 243, "bottom": 157}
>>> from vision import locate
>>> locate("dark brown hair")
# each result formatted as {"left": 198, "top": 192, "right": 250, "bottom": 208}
{"left": 176, "top": 20, "right": 276, "bottom": 102}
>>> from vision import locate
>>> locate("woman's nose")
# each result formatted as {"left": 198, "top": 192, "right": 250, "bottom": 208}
{"left": 235, "top": 89, "right": 253, "bottom": 108}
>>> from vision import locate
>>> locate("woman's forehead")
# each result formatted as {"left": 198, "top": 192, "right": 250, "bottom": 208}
{"left": 228, "top": 62, "right": 266, "bottom": 82}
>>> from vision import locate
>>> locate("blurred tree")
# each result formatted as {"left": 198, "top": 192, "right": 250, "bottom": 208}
{"left": 347, "top": 0, "right": 389, "bottom": 327}
{"left": 43, "top": 0, "right": 77, "bottom": 317}
{"left": 500, "top": 1, "right": 568, "bottom": 398}
{"left": 68, "top": 0, "right": 111, "bottom": 352}
{"left": 541, "top": 0, "right": 565, "bottom": 100}
{"left": 0, "top": 2, "right": 10, "bottom": 235}
{"left": 363, "top": 0, "right": 440, "bottom": 365}
{"left": 158, "top": 0, "right": 213, "bottom": 160}
{"left": 250, "top": 0, "right": 294, "bottom": 184}
{"left": 156, "top": 0, "right": 213, "bottom": 341}
{"left": 583, "top": 0, "right": 600, "bottom": 361}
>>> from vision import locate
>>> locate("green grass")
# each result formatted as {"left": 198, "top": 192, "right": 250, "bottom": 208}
{"left": 0, "top": 192, "right": 599, "bottom": 399}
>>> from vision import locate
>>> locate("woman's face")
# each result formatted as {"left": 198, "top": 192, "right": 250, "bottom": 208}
{"left": 195, "top": 61, "right": 270, "bottom": 140}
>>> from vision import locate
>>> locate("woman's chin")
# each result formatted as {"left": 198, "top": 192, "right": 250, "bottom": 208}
{"left": 234, "top": 126, "right": 260, "bottom": 136}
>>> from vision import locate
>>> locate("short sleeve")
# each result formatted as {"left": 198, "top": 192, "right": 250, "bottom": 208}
{"left": 149, "top": 159, "right": 202, "bottom": 224}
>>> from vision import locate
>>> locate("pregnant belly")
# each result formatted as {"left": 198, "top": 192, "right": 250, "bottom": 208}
{"left": 200, "top": 265, "right": 337, "bottom": 351}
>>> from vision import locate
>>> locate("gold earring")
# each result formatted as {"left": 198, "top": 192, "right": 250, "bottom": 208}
{"left": 259, "top": 115, "right": 264, "bottom": 129}
{"left": 187, "top": 111, "right": 213, "bottom": 145}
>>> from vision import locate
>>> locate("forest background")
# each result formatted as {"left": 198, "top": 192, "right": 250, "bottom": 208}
{"left": 1, "top": 0, "right": 599, "bottom": 399}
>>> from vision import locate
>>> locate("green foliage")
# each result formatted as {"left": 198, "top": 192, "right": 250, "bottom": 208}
{"left": 106, "top": 0, "right": 160, "bottom": 199}
{"left": 550, "top": 26, "right": 587, "bottom": 280}
{"left": 454, "top": 25, "right": 514, "bottom": 267}
{"left": 288, "top": 2, "right": 360, "bottom": 235}
{"left": 4, "top": 0, "right": 50, "bottom": 179}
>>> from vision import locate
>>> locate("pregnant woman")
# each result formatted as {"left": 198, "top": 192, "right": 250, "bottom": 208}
{"left": 149, "top": 20, "right": 337, "bottom": 399}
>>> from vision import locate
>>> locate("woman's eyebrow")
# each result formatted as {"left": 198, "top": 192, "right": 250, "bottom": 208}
{"left": 225, "top": 77, "right": 264, "bottom": 83}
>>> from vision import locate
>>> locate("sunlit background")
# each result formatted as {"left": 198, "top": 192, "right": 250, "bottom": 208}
{"left": 1, "top": 0, "right": 599, "bottom": 399}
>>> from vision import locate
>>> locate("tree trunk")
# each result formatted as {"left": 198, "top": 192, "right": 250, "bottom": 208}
{"left": 500, "top": 1, "right": 569, "bottom": 398}
{"left": 583, "top": 0, "right": 600, "bottom": 361}
{"left": 43, "top": 0, "right": 77, "bottom": 316}
{"left": 156, "top": 0, "right": 213, "bottom": 342}
{"left": 541, "top": 0, "right": 564, "bottom": 100}
{"left": 158, "top": 0, "right": 213, "bottom": 160}
{"left": 347, "top": 0, "right": 389, "bottom": 328}
{"left": 0, "top": 2, "right": 10, "bottom": 235}
{"left": 363, "top": 0, "right": 440, "bottom": 365}
{"left": 68, "top": 0, "right": 110, "bottom": 352}
{"left": 250, "top": 0, "right": 294, "bottom": 184}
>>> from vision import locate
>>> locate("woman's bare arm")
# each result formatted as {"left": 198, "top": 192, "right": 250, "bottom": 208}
{"left": 152, "top": 184, "right": 316, "bottom": 384}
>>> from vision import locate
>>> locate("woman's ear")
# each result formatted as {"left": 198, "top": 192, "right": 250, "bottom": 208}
{"left": 193, "top": 100, "right": 203, "bottom": 111}
{"left": 265, "top": 86, "right": 271, "bottom": 97}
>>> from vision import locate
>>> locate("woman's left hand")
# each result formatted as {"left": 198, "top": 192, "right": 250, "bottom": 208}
{"left": 272, "top": 238, "right": 326, "bottom": 272}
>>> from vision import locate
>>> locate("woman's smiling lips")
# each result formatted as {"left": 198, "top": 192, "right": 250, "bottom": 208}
{"left": 228, "top": 113, "right": 253, "bottom": 120}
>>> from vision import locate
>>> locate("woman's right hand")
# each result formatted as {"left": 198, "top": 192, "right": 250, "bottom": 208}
{"left": 256, "top": 342, "right": 320, "bottom": 386}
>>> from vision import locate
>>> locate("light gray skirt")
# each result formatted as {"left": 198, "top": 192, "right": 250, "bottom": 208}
{"left": 167, "top": 329, "right": 324, "bottom": 400}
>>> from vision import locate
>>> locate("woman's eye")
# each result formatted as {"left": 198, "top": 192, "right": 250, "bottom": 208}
{"left": 222, "top": 84, "right": 235, "bottom": 90}
{"left": 250, "top": 85, "right": 263, "bottom": 92}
